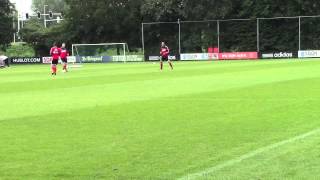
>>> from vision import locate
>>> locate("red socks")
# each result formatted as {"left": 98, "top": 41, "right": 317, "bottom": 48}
{"left": 52, "top": 66, "right": 57, "bottom": 74}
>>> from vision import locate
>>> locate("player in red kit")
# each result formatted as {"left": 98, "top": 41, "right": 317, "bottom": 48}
{"left": 50, "top": 42, "right": 61, "bottom": 75}
{"left": 160, "top": 42, "right": 173, "bottom": 70}
{"left": 60, "top": 43, "right": 69, "bottom": 72}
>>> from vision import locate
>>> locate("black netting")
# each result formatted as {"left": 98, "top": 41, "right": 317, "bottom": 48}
{"left": 142, "top": 16, "right": 320, "bottom": 59}
{"left": 180, "top": 21, "right": 218, "bottom": 53}
{"left": 219, "top": 19, "right": 257, "bottom": 52}
{"left": 74, "top": 44, "right": 125, "bottom": 56}
{"left": 143, "top": 23, "right": 179, "bottom": 60}
{"left": 259, "top": 18, "right": 299, "bottom": 52}
{"left": 300, "top": 17, "right": 320, "bottom": 50}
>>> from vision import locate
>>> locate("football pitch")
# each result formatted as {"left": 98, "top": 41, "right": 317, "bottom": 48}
{"left": 1, "top": 60, "right": 320, "bottom": 179}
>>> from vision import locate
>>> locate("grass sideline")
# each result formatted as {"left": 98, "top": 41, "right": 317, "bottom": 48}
{"left": 1, "top": 59, "right": 320, "bottom": 179}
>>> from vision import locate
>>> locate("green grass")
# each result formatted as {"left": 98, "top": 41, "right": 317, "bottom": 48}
{"left": 1, "top": 59, "right": 320, "bottom": 179}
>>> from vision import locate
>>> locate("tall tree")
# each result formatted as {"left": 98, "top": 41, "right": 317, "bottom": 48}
{"left": 238, "top": 0, "right": 320, "bottom": 52}
{"left": 21, "top": 0, "right": 320, "bottom": 56}
{"left": 181, "top": 0, "right": 234, "bottom": 52}
{"left": 32, "top": 0, "right": 67, "bottom": 13}
{"left": 64, "top": 0, "right": 143, "bottom": 48}
{"left": 141, "top": 0, "right": 235, "bottom": 54}
{"left": 0, "top": 0, "right": 15, "bottom": 50}
{"left": 18, "top": 0, "right": 69, "bottom": 56}
{"left": 20, "top": 18, "right": 68, "bottom": 56}
{"left": 183, "top": 0, "right": 233, "bottom": 20}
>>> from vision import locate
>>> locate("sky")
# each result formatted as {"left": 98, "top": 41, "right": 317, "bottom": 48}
{"left": 10, "top": 0, "right": 33, "bottom": 15}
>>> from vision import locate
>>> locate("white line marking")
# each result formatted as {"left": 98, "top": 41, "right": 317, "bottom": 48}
{"left": 178, "top": 128, "right": 320, "bottom": 180}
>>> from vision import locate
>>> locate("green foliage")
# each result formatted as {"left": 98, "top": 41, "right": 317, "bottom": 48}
{"left": 142, "top": 0, "right": 320, "bottom": 53}
{"left": 141, "top": 0, "right": 184, "bottom": 22}
{"left": 32, "top": 0, "right": 67, "bottom": 13}
{"left": 0, "top": 0, "right": 15, "bottom": 49}
{"left": 5, "top": 43, "right": 36, "bottom": 57}
{"left": 20, "top": 18, "right": 68, "bottom": 56}
{"left": 18, "top": 0, "right": 320, "bottom": 55}
{"left": 63, "top": 0, "right": 143, "bottom": 47}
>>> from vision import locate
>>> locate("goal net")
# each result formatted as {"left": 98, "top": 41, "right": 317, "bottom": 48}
{"left": 72, "top": 43, "right": 129, "bottom": 63}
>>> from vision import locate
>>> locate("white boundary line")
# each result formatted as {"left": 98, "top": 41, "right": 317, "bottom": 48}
{"left": 178, "top": 128, "right": 320, "bottom": 180}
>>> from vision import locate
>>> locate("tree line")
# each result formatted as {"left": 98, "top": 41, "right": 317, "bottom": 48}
{"left": 2, "top": 0, "right": 320, "bottom": 56}
{"left": 0, "top": 0, "right": 15, "bottom": 52}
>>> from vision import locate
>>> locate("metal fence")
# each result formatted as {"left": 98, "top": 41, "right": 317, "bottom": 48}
{"left": 142, "top": 15, "right": 320, "bottom": 59}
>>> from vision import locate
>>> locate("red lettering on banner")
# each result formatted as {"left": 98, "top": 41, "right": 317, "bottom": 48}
{"left": 218, "top": 52, "right": 258, "bottom": 60}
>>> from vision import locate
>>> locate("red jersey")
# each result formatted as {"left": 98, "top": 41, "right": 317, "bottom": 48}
{"left": 60, "top": 48, "right": 69, "bottom": 59}
{"left": 50, "top": 46, "right": 61, "bottom": 60}
{"left": 160, "top": 46, "right": 170, "bottom": 58}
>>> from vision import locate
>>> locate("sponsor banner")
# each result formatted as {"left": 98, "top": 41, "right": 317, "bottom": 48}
{"left": 262, "top": 53, "right": 274, "bottom": 58}
{"left": 180, "top": 53, "right": 218, "bottom": 61}
{"left": 43, "top": 56, "right": 77, "bottom": 64}
{"left": 112, "top": 55, "right": 144, "bottom": 62}
{"left": 298, "top": 50, "right": 320, "bottom": 58}
{"left": 75, "top": 56, "right": 112, "bottom": 63}
{"left": 67, "top": 56, "right": 77, "bottom": 63}
{"left": 218, "top": 52, "right": 258, "bottom": 60}
{"left": 101, "top": 56, "right": 112, "bottom": 63}
{"left": 11, "top": 57, "right": 42, "bottom": 64}
{"left": 148, "top": 56, "right": 177, "bottom": 61}
{"left": 149, "top": 56, "right": 160, "bottom": 61}
{"left": 78, "top": 56, "right": 103, "bottom": 63}
{"left": 42, "top": 57, "right": 52, "bottom": 64}
{"left": 262, "top": 52, "right": 295, "bottom": 59}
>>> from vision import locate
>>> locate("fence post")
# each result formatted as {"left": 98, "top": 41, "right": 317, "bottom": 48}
{"left": 299, "top": 16, "right": 301, "bottom": 51}
{"left": 217, "top": 20, "right": 220, "bottom": 51}
{"left": 257, "top": 18, "right": 260, "bottom": 52}
{"left": 178, "top": 19, "right": 181, "bottom": 56}
{"left": 141, "top": 23, "right": 145, "bottom": 56}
